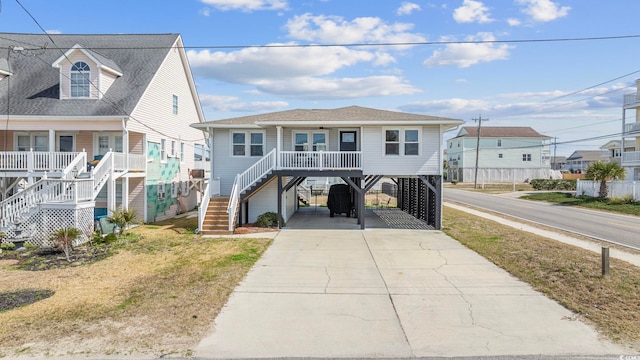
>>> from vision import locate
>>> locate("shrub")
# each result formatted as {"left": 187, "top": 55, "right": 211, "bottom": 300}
{"left": 107, "top": 208, "right": 139, "bottom": 235}
{"left": 451, "top": 180, "right": 458, "bottom": 185}
{"left": 50, "top": 227, "right": 81, "bottom": 262}
{"left": 608, "top": 195, "right": 636, "bottom": 205}
{"left": 529, "top": 179, "right": 576, "bottom": 191}
{"left": 255, "top": 212, "right": 281, "bottom": 227}
{"left": 0, "top": 242, "right": 15, "bottom": 251}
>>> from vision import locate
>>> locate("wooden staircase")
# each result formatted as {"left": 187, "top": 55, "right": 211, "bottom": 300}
{"left": 200, "top": 197, "right": 234, "bottom": 235}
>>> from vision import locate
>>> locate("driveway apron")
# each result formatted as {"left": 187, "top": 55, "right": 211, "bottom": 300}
{"left": 195, "top": 229, "right": 624, "bottom": 358}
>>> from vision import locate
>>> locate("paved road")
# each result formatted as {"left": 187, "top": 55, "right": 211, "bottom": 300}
{"left": 444, "top": 188, "right": 640, "bottom": 250}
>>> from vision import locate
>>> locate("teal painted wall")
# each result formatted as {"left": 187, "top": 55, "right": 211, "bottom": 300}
{"left": 146, "top": 142, "right": 180, "bottom": 222}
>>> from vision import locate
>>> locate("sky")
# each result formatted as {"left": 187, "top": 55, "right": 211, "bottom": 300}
{"left": 1, "top": 0, "right": 640, "bottom": 156}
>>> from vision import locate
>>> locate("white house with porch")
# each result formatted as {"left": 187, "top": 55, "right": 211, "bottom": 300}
{"left": 192, "top": 106, "right": 462, "bottom": 234}
{"left": 0, "top": 33, "right": 207, "bottom": 246}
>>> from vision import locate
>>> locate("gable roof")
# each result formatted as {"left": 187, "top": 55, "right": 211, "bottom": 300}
{"left": 566, "top": 150, "right": 608, "bottom": 161}
{"left": 52, "top": 44, "right": 123, "bottom": 76}
{"left": 600, "top": 139, "right": 636, "bottom": 150}
{"left": 193, "top": 106, "right": 463, "bottom": 129}
{"left": 0, "top": 33, "right": 180, "bottom": 117}
{"left": 454, "top": 126, "right": 550, "bottom": 139}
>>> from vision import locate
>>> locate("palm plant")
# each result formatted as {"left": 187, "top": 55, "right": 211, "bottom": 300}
{"left": 585, "top": 161, "right": 626, "bottom": 198}
{"left": 51, "top": 227, "right": 81, "bottom": 262}
{"left": 107, "top": 208, "right": 138, "bottom": 235}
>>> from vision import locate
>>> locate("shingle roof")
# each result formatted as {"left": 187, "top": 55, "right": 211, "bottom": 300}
{"left": 566, "top": 150, "right": 608, "bottom": 161}
{"left": 456, "top": 126, "right": 550, "bottom": 139}
{"left": 0, "top": 33, "right": 180, "bottom": 117}
{"left": 194, "top": 106, "right": 463, "bottom": 128}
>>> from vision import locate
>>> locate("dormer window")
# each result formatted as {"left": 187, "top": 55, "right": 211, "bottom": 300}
{"left": 70, "top": 61, "right": 91, "bottom": 97}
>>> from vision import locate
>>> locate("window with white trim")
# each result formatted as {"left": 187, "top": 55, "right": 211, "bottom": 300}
{"left": 232, "top": 131, "right": 265, "bottom": 157}
{"left": 498, "top": 153, "right": 503, "bottom": 159}
{"left": 70, "top": 61, "right": 91, "bottom": 98}
{"left": 161, "top": 139, "right": 167, "bottom": 161}
{"left": 522, "top": 153, "right": 532, "bottom": 162}
{"left": 172, "top": 95, "right": 178, "bottom": 115}
{"left": 385, "top": 130, "right": 399, "bottom": 155}
{"left": 157, "top": 182, "right": 166, "bottom": 200}
{"left": 171, "top": 140, "right": 176, "bottom": 157}
{"left": 180, "top": 142, "right": 185, "bottom": 162}
{"left": 384, "top": 128, "right": 420, "bottom": 156}
{"left": 16, "top": 133, "right": 48, "bottom": 152}
{"left": 497, "top": 139, "right": 502, "bottom": 147}
{"left": 404, "top": 130, "right": 419, "bottom": 155}
{"left": 293, "top": 131, "right": 327, "bottom": 151}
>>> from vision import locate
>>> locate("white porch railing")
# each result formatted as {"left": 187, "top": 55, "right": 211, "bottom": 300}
{"left": 113, "top": 153, "right": 146, "bottom": 173}
{"left": 622, "top": 151, "right": 640, "bottom": 165}
{"left": 624, "top": 123, "right": 640, "bottom": 135}
{"left": 0, "top": 178, "right": 93, "bottom": 228}
{"left": 624, "top": 92, "right": 640, "bottom": 107}
{"left": 279, "top": 151, "right": 361, "bottom": 170}
{"left": 0, "top": 151, "right": 82, "bottom": 172}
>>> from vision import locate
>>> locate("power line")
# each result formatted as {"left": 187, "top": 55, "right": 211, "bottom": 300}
{"left": 3, "top": 33, "right": 640, "bottom": 52}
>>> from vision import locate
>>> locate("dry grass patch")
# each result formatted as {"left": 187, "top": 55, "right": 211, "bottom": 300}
{"left": 443, "top": 207, "right": 640, "bottom": 349}
{"left": 0, "top": 216, "right": 271, "bottom": 358}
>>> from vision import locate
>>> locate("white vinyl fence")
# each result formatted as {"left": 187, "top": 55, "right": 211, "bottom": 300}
{"left": 450, "top": 168, "right": 553, "bottom": 183}
{"left": 576, "top": 180, "right": 640, "bottom": 200}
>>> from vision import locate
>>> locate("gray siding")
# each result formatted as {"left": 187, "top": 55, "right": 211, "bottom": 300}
{"left": 213, "top": 127, "right": 277, "bottom": 195}
{"left": 361, "top": 125, "right": 441, "bottom": 176}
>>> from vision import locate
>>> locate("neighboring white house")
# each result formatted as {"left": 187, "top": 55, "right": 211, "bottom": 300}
{"left": 565, "top": 150, "right": 609, "bottom": 173}
{"left": 446, "top": 126, "right": 551, "bottom": 183}
{"left": 622, "top": 81, "right": 640, "bottom": 180}
{"left": 599, "top": 139, "right": 635, "bottom": 165}
{"left": 192, "top": 106, "right": 463, "bottom": 233}
{"left": 0, "top": 33, "right": 208, "bottom": 246}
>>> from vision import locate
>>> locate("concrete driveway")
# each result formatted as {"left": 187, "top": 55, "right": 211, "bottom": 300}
{"left": 195, "top": 229, "right": 625, "bottom": 358}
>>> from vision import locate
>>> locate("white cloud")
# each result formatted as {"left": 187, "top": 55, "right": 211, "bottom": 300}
{"left": 453, "top": 0, "right": 494, "bottom": 24}
{"left": 45, "top": 30, "right": 62, "bottom": 34}
{"left": 516, "top": 0, "right": 570, "bottom": 22}
{"left": 188, "top": 44, "right": 375, "bottom": 83}
{"left": 199, "top": 94, "right": 288, "bottom": 112}
{"left": 507, "top": 18, "right": 521, "bottom": 26}
{"left": 423, "top": 32, "right": 512, "bottom": 68}
{"left": 255, "top": 76, "right": 421, "bottom": 99}
{"left": 200, "top": 0, "right": 287, "bottom": 12}
{"left": 199, "top": 7, "right": 211, "bottom": 16}
{"left": 397, "top": 2, "right": 421, "bottom": 16}
{"left": 285, "top": 13, "right": 426, "bottom": 47}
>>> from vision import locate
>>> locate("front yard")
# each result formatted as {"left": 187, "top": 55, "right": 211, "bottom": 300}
{"left": 0, "top": 216, "right": 271, "bottom": 358}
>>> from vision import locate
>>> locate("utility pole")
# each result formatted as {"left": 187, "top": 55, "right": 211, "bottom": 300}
{"left": 473, "top": 115, "right": 488, "bottom": 189}
{"left": 553, "top": 137, "right": 557, "bottom": 170}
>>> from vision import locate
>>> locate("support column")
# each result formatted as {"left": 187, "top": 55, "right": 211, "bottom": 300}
{"left": 277, "top": 175, "right": 283, "bottom": 229}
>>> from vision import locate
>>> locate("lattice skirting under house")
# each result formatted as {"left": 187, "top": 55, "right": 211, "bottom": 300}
{"left": 3, "top": 203, "right": 94, "bottom": 248}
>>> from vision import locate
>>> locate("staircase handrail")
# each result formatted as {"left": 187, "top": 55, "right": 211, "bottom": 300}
{"left": 197, "top": 181, "right": 211, "bottom": 234}
{"left": 62, "top": 152, "right": 88, "bottom": 180}
{"left": 0, "top": 178, "right": 92, "bottom": 228}
{"left": 227, "top": 174, "right": 240, "bottom": 232}
{"left": 238, "top": 149, "right": 277, "bottom": 193}
{"left": 298, "top": 184, "right": 311, "bottom": 204}
{"left": 226, "top": 150, "right": 277, "bottom": 232}
{"left": 91, "top": 152, "right": 113, "bottom": 198}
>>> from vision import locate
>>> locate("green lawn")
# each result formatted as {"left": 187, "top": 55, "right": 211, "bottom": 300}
{"left": 521, "top": 192, "right": 640, "bottom": 216}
